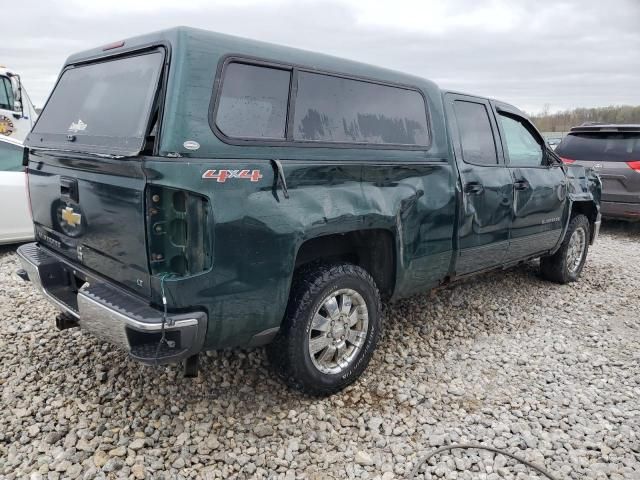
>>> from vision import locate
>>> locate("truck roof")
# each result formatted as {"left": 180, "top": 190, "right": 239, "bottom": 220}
{"left": 441, "top": 89, "right": 525, "bottom": 118}
{"left": 569, "top": 124, "right": 640, "bottom": 133}
{"left": 64, "top": 26, "right": 440, "bottom": 93}
{"left": 0, "top": 66, "right": 18, "bottom": 77}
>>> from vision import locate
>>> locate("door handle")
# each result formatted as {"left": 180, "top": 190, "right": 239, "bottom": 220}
{"left": 513, "top": 179, "right": 529, "bottom": 191}
{"left": 464, "top": 182, "right": 484, "bottom": 195}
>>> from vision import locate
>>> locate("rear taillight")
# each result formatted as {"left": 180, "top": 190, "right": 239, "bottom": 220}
{"left": 146, "top": 186, "right": 211, "bottom": 277}
{"left": 627, "top": 160, "right": 640, "bottom": 171}
{"left": 560, "top": 157, "right": 575, "bottom": 164}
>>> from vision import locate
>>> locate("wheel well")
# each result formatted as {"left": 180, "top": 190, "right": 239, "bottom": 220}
{"left": 294, "top": 230, "right": 396, "bottom": 299}
{"left": 572, "top": 201, "right": 597, "bottom": 222}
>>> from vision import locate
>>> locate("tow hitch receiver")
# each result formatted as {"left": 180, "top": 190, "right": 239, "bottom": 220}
{"left": 55, "top": 312, "right": 79, "bottom": 330}
{"left": 16, "top": 268, "right": 29, "bottom": 282}
{"left": 183, "top": 354, "right": 199, "bottom": 378}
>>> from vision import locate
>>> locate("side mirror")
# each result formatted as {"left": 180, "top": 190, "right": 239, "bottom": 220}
{"left": 12, "top": 100, "right": 22, "bottom": 118}
{"left": 545, "top": 149, "right": 562, "bottom": 167}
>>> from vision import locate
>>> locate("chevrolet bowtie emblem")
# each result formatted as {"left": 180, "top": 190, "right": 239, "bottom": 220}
{"left": 61, "top": 206, "right": 82, "bottom": 226}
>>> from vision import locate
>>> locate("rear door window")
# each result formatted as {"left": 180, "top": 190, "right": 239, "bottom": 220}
{"left": 555, "top": 132, "right": 640, "bottom": 161}
{"left": 452, "top": 100, "right": 499, "bottom": 165}
{"left": 0, "top": 141, "right": 23, "bottom": 171}
{"left": 28, "top": 51, "right": 164, "bottom": 156}
{"left": 215, "top": 63, "right": 291, "bottom": 139}
{"left": 293, "top": 72, "right": 429, "bottom": 146}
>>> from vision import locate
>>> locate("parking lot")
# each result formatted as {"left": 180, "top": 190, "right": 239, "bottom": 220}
{"left": 1, "top": 221, "right": 638, "bottom": 479}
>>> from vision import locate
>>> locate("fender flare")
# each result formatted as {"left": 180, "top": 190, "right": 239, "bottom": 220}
{"left": 549, "top": 197, "right": 600, "bottom": 254}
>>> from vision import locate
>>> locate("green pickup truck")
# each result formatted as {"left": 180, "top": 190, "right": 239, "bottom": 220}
{"left": 17, "top": 27, "right": 601, "bottom": 395}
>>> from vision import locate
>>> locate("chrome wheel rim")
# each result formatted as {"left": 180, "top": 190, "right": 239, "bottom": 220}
{"left": 308, "top": 288, "right": 369, "bottom": 375}
{"left": 566, "top": 226, "right": 586, "bottom": 274}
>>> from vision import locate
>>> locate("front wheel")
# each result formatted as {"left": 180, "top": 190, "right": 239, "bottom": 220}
{"left": 267, "top": 263, "right": 381, "bottom": 396}
{"left": 540, "top": 214, "right": 590, "bottom": 284}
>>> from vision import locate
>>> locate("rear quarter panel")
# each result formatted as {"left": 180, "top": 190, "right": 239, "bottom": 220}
{"left": 145, "top": 141, "right": 456, "bottom": 350}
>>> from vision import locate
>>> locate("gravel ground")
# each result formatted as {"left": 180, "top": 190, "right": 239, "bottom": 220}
{"left": 1, "top": 221, "right": 639, "bottom": 480}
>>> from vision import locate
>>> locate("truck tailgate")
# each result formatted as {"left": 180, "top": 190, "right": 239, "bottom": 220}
{"left": 28, "top": 151, "right": 150, "bottom": 297}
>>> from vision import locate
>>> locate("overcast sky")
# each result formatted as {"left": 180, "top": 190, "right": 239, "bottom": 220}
{"left": 4, "top": 0, "right": 639, "bottom": 113}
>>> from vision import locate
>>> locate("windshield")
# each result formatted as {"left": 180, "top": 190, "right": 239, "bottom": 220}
{"left": 556, "top": 132, "right": 640, "bottom": 162}
{"left": 29, "top": 50, "right": 164, "bottom": 155}
{"left": 0, "top": 76, "right": 15, "bottom": 110}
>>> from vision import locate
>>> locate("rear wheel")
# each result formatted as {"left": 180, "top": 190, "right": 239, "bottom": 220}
{"left": 540, "top": 214, "right": 590, "bottom": 283}
{"left": 267, "top": 263, "right": 381, "bottom": 396}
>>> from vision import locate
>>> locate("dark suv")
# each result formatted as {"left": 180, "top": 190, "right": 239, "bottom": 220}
{"left": 556, "top": 124, "right": 640, "bottom": 220}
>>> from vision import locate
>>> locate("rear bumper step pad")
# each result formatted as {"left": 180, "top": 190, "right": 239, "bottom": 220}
{"left": 17, "top": 242, "right": 206, "bottom": 365}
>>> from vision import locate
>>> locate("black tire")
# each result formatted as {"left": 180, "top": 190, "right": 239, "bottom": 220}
{"left": 267, "top": 263, "right": 382, "bottom": 396}
{"left": 540, "top": 214, "right": 590, "bottom": 284}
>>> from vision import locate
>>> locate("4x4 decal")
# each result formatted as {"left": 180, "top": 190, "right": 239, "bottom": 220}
{"left": 202, "top": 169, "right": 263, "bottom": 183}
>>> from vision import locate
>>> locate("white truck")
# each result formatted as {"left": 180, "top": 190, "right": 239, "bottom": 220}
{"left": 0, "top": 66, "right": 37, "bottom": 243}
{"left": 0, "top": 66, "right": 38, "bottom": 143}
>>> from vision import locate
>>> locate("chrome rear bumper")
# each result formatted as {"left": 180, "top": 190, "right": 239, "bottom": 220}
{"left": 17, "top": 242, "right": 206, "bottom": 364}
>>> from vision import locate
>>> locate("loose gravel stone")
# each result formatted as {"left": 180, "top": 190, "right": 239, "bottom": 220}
{"left": 129, "top": 438, "right": 146, "bottom": 450}
{"left": 254, "top": 424, "right": 274, "bottom": 438}
{"left": 108, "top": 445, "right": 126, "bottom": 457}
{"left": 355, "top": 450, "right": 374, "bottom": 466}
{"left": 131, "top": 464, "right": 146, "bottom": 479}
{"left": 1, "top": 221, "right": 639, "bottom": 479}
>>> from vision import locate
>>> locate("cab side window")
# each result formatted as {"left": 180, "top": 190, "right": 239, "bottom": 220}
{"left": 0, "top": 141, "right": 24, "bottom": 172}
{"left": 498, "top": 114, "right": 543, "bottom": 167}
{"left": 453, "top": 100, "right": 498, "bottom": 165}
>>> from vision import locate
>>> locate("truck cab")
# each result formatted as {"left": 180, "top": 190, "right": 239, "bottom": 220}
{"left": 0, "top": 66, "right": 38, "bottom": 142}
{"left": 17, "top": 27, "right": 601, "bottom": 395}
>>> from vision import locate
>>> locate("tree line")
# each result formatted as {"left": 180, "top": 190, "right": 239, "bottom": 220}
{"left": 528, "top": 105, "right": 640, "bottom": 133}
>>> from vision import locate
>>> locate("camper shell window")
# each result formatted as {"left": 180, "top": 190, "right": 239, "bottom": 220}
{"left": 216, "top": 63, "right": 291, "bottom": 140}
{"left": 27, "top": 50, "right": 164, "bottom": 156}
{"left": 293, "top": 72, "right": 429, "bottom": 146}
{"left": 211, "top": 58, "right": 431, "bottom": 149}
